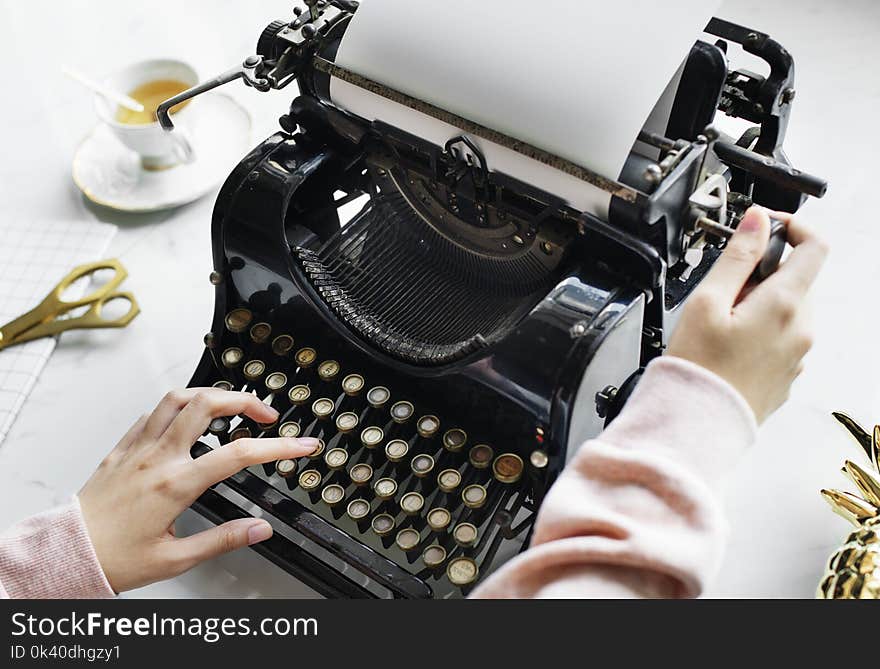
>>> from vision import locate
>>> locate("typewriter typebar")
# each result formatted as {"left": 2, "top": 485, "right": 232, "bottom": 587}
{"left": 175, "top": 3, "right": 827, "bottom": 597}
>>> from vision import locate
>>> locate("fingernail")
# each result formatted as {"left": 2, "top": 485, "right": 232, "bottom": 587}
{"left": 247, "top": 522, "right": 273, "bottom": 545}
{"left": 296, "top": 437, "right": 321, "bottom": 453}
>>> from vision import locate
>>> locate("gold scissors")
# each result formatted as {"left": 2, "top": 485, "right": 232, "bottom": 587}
{"left": 0, "top": 259, "right": 140, "bottom": 351}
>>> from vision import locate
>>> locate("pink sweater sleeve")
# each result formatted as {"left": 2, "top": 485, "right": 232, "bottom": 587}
{"left": 471, "top": 356, "right": 757, "bottom": 599}
{"left": 0, "top": 496, "right": 115, "bottom": 599}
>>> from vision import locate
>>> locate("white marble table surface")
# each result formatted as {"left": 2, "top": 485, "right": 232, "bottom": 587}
{"left": 0, "top": 0, "right": 877, "bottom": 598}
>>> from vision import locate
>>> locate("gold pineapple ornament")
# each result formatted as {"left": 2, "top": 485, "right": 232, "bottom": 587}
{"left": 818, "top": 412, "right": 880, "bottom": 599}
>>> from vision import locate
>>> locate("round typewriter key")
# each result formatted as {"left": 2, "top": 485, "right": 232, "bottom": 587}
{"left": 275, "top": 458, "right": 298, "bottom": 478}
{"left": 427, "top": 507, "right": 452, "bottom": 532}
{"left": 366, "top": 386, "right": 390, "bottom": 408}
{"left": 493, "top": 453, "right": 524, "bottom": 484}
{"left": 349, "top": 463, "right": 373, "bottom": 487}
{"left": 278, "top": 421, "right": 301, "bottom": 439}
{"left": 342, "top": 374, "right": 365, "bottom": 396}
{"left": 299, "top": 469, "right": 323, "bottom": 491}
{"left": 468, "top": 444, "right": 494, "bottom": 470}
{"left": 400, "top": 491, "right": 425, "bottom": 516}
{"left": 208, "top": 417, "right": 229, "bottom": 435}
{"left": 271, "top": 334, "right": 294, "bottom": 357}
{"left": 312, "top": 398, "right": 335, "bottom": 420}
{"left": 371, "top": 513, "right": 396, "bottom": 537}
{"left": 212, "top": 380, "right": 233, "bottom": 391}
{"left": 360, "top": 426, "right": 384, "bottom": 449}
{"left": 447, "top": 557, "right": 479, "bottom": 587}
{"left": 530, "top": 450, "right": 549, "bottom": 470}
{"left": 437, "top": 469, "right": 462, "bottom": 493}
{"left": 224, "top": 308, "right": 252, "bottom": 333}
{"left": 411, "top": 454, "right": 435, "bottom": 478}
{"left": 229, "top": 426, "right": 251, "bottom": 441}
{"left": 452, "top": 522, "right": 478, "bottom": 548}
{"left": 321, "top": 484, "right": 345, "bottom": 507}
{"left": 335, "top": 411, "right": 359, "bottom": 433}
{"left": 221, "top": 347, "right": 244, "bottom": 368}
{"left": 422, "top": 545, "right": 447, "bottom": 569}
{"left": 374, "top": 478, "right": 398, "bottom": 500}
{"left": 390, "top": 401, "right": 414, "bottom": 424}
{"left": 294, "top": 347, "right": 317, "bottom": 368}
{"left": 443, "top": 428, "right": 467, "bottom": 452}
{"left": 257, "top": 417, "right": 278, "bottom": 431}
{"left": 416, "top": 415, "right": 440, "bottom": 438}
{"left": 317, "top": 360, "right": 340, "bottom": 382}
{"left": 462, "top": 484, "right": 488, "bottom": 509}
{"left": 243, "top": 360, "right": 266, "bottom": 381}
{"left": 249, "top": 322, "right": 272, "bottom": 344}
{"left": 307, "top": 439, "right": 326, "bottom": 460}
{"left": 265, "top": 372, "right": 287, "bottom": 392}
{"left": 288, "top": 384, "right": 311, "bottom": 405}
{"left": 325, "top": 448, "right": 349, "bottom": 471}
{"left": 347, "top": 499, "right": 371, "bottom": 521}
{"left": 385, "top": 439, "right": 409, "bottom": 463}
{"left": 396, "top": 528, "right": 421, "bottom": 552}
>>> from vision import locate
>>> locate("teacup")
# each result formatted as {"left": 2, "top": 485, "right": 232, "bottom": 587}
{"left": 94, "top": 59, "right": 198, "bottom": 170}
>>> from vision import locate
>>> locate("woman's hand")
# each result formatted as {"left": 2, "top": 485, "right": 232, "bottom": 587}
{"left": 667, "top": 206, "right": 828, "bottom": 423}
{"left": 78, "top": 388, "right": 318, "bottom": 593}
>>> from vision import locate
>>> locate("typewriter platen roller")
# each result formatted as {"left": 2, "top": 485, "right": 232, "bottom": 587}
{"left": 163, "top": 1, "right": 827, "bottom": 597}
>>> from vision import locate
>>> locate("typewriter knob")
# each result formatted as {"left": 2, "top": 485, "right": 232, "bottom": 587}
{"left": 257, "top": 19, "right": 288, "bottom": 60}
{"left": 751, "top": 218, "right": 787, "bottom": 283}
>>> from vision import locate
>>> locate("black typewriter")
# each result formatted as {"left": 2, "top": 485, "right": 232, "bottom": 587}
{"left": 158, "top": 2, "right": 827, "bottom": 598}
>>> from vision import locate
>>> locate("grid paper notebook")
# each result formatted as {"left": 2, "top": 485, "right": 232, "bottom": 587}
{"left": 0, "top": 219, "right": 117, "bottom": 445}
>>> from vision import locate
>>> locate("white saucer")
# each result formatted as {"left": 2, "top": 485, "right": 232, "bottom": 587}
{"left": 73, "top": 93, "right": 252, "bottom": 213}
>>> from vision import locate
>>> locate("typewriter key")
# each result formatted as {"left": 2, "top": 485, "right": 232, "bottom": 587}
{"left": 321, "top": 484, "right": 346, "bottom": 507}
{"left": 257, "top": 417, "right": 278, "bottom": 431}
{"left": 395, "top": 528, "right": 421, "bottom": 552}
{"left": 278, "top": 421, "right": 301, "bottom": 439}
{"left": 447, "top": 557, "right": 479, "bottom": 587}
{"left": 224, "top": 308, "right": 252, "bottom": 333}
{"left": 325, "top": 448, "right": 349, "bottom": 471}
{"left": 243, "top": 360, "right": 266, "bottom": 381}
{"left": 317, "top": 360, "right": 340, "bottom": 382}
{"left": 437, "top": 469, "right": 462, "bottom": 493}
{"left": 347, "top": 498, "right": 371, "bottom": 521}
{"left": 493, "top": 453, "right": 524, "bottom": 484}
{"left": 294, "top": 347, "right": 317, "bottom": 368}
{"left": 443, "top": 428, "right": 467, "bottom": 452}
{"left": 275, "top": 459, "right": 298, "bottom": 478}
{"left": 366, "top": 386, "right": 390, "bottom": 409}
{"left": 360, "top": 426, "right": 384, "bottom": 449}
{"left": 265, "top": 372, "right": 288, "bottom": 392}
{"left": 462, "top": 484, "right": 488, "bottom": 509}
{"left": 249, "top": 322, "right": 272, "bottom": 344}
{"left": 400, "top": 491, "right": 425, "bottom": 516}
{"left": 371, "top": 513, "right": 396, "bottom": 537}
{"left": 271, "top": 334, "right": 294, "bottom": 357}
{"left": 426, "top": 507, "right": 451, "bottom": 532}
{"left": 208, "top": 417, "right": 229, "bottom": 435}
{"left": 288, "top": 384, "right": 311, "bottom": 405}
{"left": 468, "top": 444, "right": 494, "bottom": 470}
{"left": 308, "top": 439, "right": 326, "bottom": 460}
{"left": 335, "top": 412, "right": 359, "bottom": 434}
{"left": 299, "top": 469, "right": 323, "bottom": 491}
{"left": 390, "top": 401, "right": 414, "bottom": 424}
{"left": 422, "top": 545, "right": 447, "bottom": 569}
{"left": 349, "top": 463, "right": 373, "bottom": 487}
{"left": 416, "top": 415, "right": 440, "bottom": 439}
{"left": 374, "top": 478, "right": 398, "bottom": 500}
{"left": 229, "top": 426, "right": 251, "bottom": 441}
{"left": 342, "top": 374, "right": 365, "bottom": 396}
{"left": 411, "top": 454, "right": 435, "bottom": 478}
{"left": 312, "top": 398, "right": 335, "bottom": 420}
{"left": 385, "top": 439, "right": 409, "bottom": 463}
{"left": 212, "top": 380, "right": 234, "bottom": 391}
{"left": 452, "top": 522, "right": 478, "bottom": 548}
{"left": 530, "top": 450, "right": 549, "bottom": 470}
{"left": 221, "top": 347, "right": 244, "bottom": 368}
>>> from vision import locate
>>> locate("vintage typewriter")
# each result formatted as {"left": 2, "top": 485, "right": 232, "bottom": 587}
{"left": 157, "top": 2, "right": 827, "bottom": 598}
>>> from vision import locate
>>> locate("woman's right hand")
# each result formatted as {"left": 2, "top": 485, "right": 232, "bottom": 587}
{"left": 666, "top": 206, "right": 828, "bottom": 423}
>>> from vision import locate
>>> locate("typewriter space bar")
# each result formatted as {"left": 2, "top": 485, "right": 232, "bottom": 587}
{"left": 191, "top": 443, "right": 433, "bottom": 599}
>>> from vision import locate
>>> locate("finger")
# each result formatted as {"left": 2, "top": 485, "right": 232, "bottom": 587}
{"left": 116, "top": 414, "right": 149, "bottom": 452}
{"left": 698, "top": 207, "right": 771, "bottom": 307}
{"left": 165, "top": 518, "right": 273, "bottom": 574}
{"left": 190, "top": 436, "right": 320, "bottom": 489}
{"left": 142, "top": 388, "right": 210, "bottom": 441}
{"left": 160, "top": 389, "right": 281, "bottom": 452}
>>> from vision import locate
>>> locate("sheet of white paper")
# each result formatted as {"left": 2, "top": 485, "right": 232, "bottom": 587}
{"left": 331, "top": 0, "right": 721, "bottom": 217}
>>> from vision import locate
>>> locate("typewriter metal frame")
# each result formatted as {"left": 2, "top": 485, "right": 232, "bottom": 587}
{"left": 166, "top": 4, "right": 827, "bottom": 598}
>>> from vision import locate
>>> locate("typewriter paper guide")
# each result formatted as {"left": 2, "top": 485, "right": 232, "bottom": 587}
{"left": 331, "top": 0, "right": 721, "bottom": 217}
